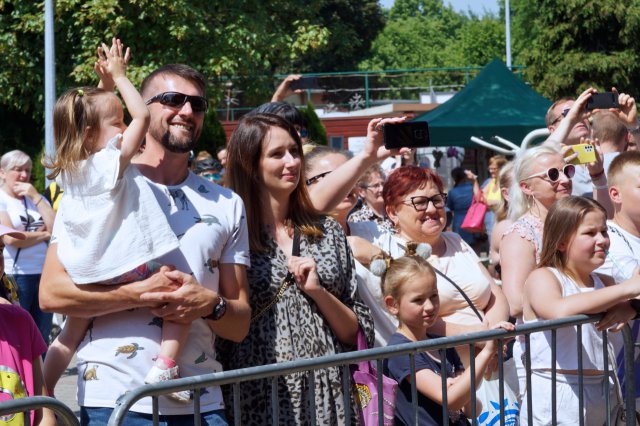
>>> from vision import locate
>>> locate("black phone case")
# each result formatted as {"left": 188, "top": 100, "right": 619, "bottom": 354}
{"left": 383, "top": 122, "right": 430, "bottom": 149}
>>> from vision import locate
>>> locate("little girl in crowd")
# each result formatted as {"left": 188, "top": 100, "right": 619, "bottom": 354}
{"left": 521, "top": 196, "right": 640, "bottom": 425}
{"left": 0, "top": 225, "right": 55, "bottom": 425}
{"left": 378, "top": 245, "right": 513, "bottom": 425}
{"left": 42, "top": 39, "right": 189, "bottom": 401}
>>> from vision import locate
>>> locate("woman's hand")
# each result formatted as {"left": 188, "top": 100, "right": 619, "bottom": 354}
{"left": 362, "top": 116, "right": 410, "bottom": 161}
{"left": 288, "top": 256, "right": 323, "bottom": 296}
{"left": 12, "top": 182, "right": 40, "bottom": 202}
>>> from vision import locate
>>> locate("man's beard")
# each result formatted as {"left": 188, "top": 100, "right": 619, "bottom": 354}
{"left": 149, "top": 125, "right": 199, "bottom": 153}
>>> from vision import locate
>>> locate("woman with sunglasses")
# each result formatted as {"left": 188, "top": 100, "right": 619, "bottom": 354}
{"left": 499, "top": 144, "right": 575, "bottom": 397}
{"left": 305, "top": 145, "right": 397, "bottom": 347}
{"left": 377, "top": 166, "right": 509, "bottom": 369}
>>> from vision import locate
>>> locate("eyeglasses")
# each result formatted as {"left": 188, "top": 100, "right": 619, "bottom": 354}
{"left": 523, "top": 164, "right": 575, "bottom": 182}
{"left": 201, "top": 172, "right": 221, "bottom": 182}
{"left": 306, "top": 170, "right": 331, "bottom": 186}
{"left": 361, "top": 182, "right": 384, "bottom": 190}
{"left": 400, "top": 194, "right": 447, "bottom": 211}
{"left": 145, "top": 92, "right": 209, "bottom": 113}
{"left": 551, "top": 108, "right": 571, "bottom": 125}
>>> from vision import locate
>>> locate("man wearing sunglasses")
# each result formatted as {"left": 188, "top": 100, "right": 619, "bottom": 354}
{"left": 40, "top": 64, "right": 250, "bottom": 425}
{"left": 544, "top": 93, "right": 594, "bottom": 197}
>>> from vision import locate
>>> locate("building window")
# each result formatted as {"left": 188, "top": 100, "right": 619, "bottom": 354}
{"left": 330, "top": 136, "right": 344, "bottom": 149}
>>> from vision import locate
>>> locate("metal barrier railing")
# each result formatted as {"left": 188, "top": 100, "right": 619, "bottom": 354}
{"left": 107, "top": 314, "right": 636, "bottom": 426}
{"left": 0, "top": 395, "right": 80, "bottom": 425}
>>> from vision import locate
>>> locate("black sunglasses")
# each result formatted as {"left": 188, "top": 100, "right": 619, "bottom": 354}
{"left": 305, "top": 170, "right": 331, "bottom": 186}
{"left": 145, "top": 92, "right": 208, "bottom": 112}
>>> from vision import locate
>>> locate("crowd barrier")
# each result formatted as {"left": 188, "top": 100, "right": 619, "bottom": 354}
{"left": 103, "top": 314, "right": 638, "bottom": 426}
{"left": 0, "top": 395, "right": 79, "bottom": 425}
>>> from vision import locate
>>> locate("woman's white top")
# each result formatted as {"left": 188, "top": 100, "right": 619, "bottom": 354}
{"left": 526, "top": 268, "right": 610, "bottom": 371}
{"left": 376, "top": 231, "right": 492, "bottom": 327}
{"left": 54, "top": 135, "right": 179, "bottom": 284}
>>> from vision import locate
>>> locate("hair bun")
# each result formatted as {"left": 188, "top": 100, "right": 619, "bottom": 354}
{"left": 414, "top": 243, "right": 432, "bottom": 259}
{"left": 370, "top": 257, "right": 389, "bottom": 277}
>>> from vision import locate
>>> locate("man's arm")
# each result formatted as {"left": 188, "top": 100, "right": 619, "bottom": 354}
{"left": 39, "top": 244, "right": 178, "bottom": 317}
{"left": 140, "top": 263, "right": 251, "bottom": 343}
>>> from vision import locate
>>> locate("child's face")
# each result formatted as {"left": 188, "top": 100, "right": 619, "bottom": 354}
{"left": 563, "top": 210, "right": 609, "bottom": 270}
{"left": 390, "top": 273, "right": 439, "bottom": 332}
{"left": 94, "top": 94, "right": 126, "bottom": 152}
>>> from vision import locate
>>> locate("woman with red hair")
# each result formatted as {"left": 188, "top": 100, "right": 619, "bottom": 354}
{"left": 377, "top": 165, "right": 509, "bottom": 368}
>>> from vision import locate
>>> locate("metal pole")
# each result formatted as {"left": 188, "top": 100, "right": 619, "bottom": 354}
{"left": 505, "top": 0, "right": 512, "bottom": 69}
{"left": 44, "top": 0, "right": 56, "bottom": 183}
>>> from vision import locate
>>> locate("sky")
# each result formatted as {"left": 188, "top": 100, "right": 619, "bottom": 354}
{"left": 379, "top": 0, "right": 500, "bottom": 16}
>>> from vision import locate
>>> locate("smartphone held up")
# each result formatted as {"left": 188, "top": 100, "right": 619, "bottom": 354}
{"left": 383, "top": 121, "right": 431, "bottom": 149}
{"left": 586, "top": 92, "right": 619, "bottom": 111}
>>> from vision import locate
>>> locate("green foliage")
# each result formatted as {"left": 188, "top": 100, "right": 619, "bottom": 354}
{"left": 510, "top": 0, "right": 640, "bottom": 99}
{"left": 301, "top": 102, "right": 327, "bottom": 145}
{"left": 2, "top": 0, "right": 386, "bottom": 157}
{"left": 359, "top": 0, "right": 505, "bottom": 93}
{"left": 198, "top": 109, "right": 228, "bottom": 154}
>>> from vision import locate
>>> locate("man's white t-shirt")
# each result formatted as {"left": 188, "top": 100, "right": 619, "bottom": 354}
{"left": 52, "top": 172, "right": 250, "bottom": 415}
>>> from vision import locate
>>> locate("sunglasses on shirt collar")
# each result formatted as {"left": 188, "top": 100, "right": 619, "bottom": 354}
{"left": 145, "top": 92, "right": 209, "bottom": 113}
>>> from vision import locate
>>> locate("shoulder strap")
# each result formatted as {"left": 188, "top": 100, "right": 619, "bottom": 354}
{"left": 434, "top": 269, "right": 484, "bottom": 321}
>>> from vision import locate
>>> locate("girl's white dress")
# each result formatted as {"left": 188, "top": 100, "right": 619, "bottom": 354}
{"left": 54, "top": 135, "right": 179, "bottom": 284}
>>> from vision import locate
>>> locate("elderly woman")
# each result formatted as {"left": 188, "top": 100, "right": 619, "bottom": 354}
{"left": 349, "top": 164, "right": 395, "bottom": 233}
{"left": 220, "top": 113, "right": 374, "bottom": 425}
{"left": 377, "top": 165, "right": 509, "bottom": 367}
{"left": 0, "top": 150, "right": 55, "bottom": 342}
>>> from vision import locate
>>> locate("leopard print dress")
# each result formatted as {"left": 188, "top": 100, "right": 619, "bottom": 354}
{"left": 218, "top": 216, "right": 374, "bottom": 425}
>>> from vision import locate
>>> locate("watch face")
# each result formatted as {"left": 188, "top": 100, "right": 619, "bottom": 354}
{"left": 212, "top": 296, "right": 227, "bottom": 320}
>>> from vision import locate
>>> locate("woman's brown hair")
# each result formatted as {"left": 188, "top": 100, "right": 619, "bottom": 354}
{"left": 226, "top": 113, "right": 322, "bottom": 251}
{"left": 538, "top": 196, "right": 607, "bottom": 273}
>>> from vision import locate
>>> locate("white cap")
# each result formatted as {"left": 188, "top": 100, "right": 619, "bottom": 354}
{"left": 0, "top": 224, "right": 25, "bottom": 240}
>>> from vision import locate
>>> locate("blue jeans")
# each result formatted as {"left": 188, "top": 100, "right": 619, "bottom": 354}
{"left": 80, "top": 407, "right": 227, "bottom": 426}
{"left": 15, "top": 273, "right": 52, "bottom": 344}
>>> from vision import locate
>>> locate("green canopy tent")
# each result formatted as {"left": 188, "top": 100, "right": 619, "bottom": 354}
{"left": 413, "top": 59, "right": 551, "bottom": 148}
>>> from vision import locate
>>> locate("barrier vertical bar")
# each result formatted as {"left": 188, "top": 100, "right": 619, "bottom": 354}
{"left": 377, "top": 359, "right": 384, "bottom": 426}
{"left": 152, "top": 396, "right": 159, "bottom": 426}
{"left": 498, "top": 338, "right": 505, "bottom": 426}
{"left": 603, "top": 332, "right": 611, "bottom": 426}
{"left": 469, "top": 343, "right": 477, "bottom": 425}
{"left": 440, "top": 348, "right": 449, "bottom": 424}
{"left": 551, "top": 329, "right": 557, "bottom": 426}
{"left": 309, "top": 371, "right": 316, "bottom": 426}
{"left": 577, "top": 324, "right": 584, "bottom": 426}
{"left": 623, "top": 325, "right": 636, "bottom": 426}
{"left": 342, "top": 365, "right": 351, "bottom": 425}
{"left": 272, "top": 377, "right": 280, "bottom": 425}
{"left": 525, "top": 333, "right": 533, "bottom": 426}
{"left": 193, "top": 388, "right": 201, "bottom": 426}
{"left": 410, "top": 353, "right": 418, "bottom": 425}
{"left": 233, "top": 383, "right": 241, "bottom": 426}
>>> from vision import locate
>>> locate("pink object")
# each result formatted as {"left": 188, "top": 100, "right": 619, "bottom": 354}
{"left": 351, "top": 329, "right": 398, "bottom": 426}
{"left": 461, "top": 197, "right": 487, "bottom": 233}
{"left": 0, "top": 224, "right": 25, "bottom": 239}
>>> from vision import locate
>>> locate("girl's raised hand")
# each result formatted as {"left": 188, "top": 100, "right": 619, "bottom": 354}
{"left": 288, "top": 256, "right": 322, "bottom": 296}
{"left": 99, "top": 38, "right": 130, "bottom": 80}
{"left": 96, "top": 38, "right": 131, "bottom": 91}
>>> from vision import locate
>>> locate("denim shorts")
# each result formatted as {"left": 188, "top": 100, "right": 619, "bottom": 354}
{"left": 80, "top": 407, "right": 227, "bottom": 426}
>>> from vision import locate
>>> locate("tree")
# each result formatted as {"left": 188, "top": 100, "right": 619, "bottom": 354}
{"left": 357, "top": 0, "right": 505, "bottom": 101}
{"left": 0, "top": 0, "right": 333, "bottom": 158}
{"left": 510, "top": 0, "right": 640, "bottom": 99}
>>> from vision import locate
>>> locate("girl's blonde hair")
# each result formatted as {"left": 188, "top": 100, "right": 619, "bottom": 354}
{"left": 44, "top": 86, "right": 110, "bottom": 179}
{"left": 538, "top": 196, "right": 607, "bottom": 274}
{"left": 380, "top": 254, "right": 437, "bottom": 304}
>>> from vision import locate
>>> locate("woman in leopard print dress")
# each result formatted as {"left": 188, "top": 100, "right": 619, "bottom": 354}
{"left": 220, "top": 113, "right": 374, "bottom": 425}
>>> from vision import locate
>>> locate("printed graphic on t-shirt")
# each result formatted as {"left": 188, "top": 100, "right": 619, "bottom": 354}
{"left": 0, "top": 365, "right": 27, "bottom": 424}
